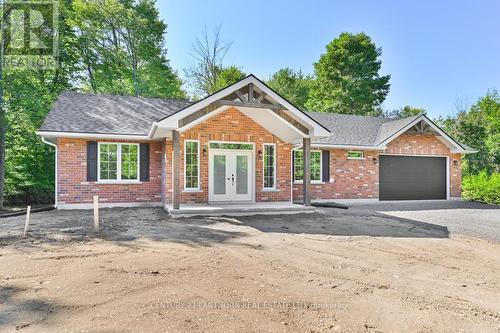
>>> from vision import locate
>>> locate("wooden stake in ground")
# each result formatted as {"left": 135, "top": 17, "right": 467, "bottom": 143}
{"left": 23, "top": 206, "right": 31, "bottom": 237}
{"left": 93, "top": 196, "right": 99, "bottom": 231}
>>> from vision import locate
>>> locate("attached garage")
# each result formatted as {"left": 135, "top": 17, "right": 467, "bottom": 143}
{"left": 379, "top": 155, "right": 447, "bottom": 200}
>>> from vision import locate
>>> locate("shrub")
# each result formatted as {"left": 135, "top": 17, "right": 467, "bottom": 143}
{"left": 462, "top": 171, "right": 500, "bottom": 205}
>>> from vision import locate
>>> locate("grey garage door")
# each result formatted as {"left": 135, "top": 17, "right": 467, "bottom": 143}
{"left": 379, "top": 155, "right": 447, "bottom": 200}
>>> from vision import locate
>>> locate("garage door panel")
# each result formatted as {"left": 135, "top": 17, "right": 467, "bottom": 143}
{"left": 379, "top": 155, "right": 447, "bottom": 200}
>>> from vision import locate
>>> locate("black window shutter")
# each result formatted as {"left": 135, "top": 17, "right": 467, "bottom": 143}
{"left": 87, "top": 141, "right": 98, "bottom": 181}
{"left": 140, "top": 143, "right": 150, "bottom": 181}
{"left": 292, "top": 150, "right": 295, "bottom": 181}
{"left": 322, "top": 150, "right": 330, "bottom": 183}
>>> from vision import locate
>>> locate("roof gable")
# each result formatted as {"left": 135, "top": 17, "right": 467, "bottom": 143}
{"left": 152, "top": 75, "right": 331, "bottom": 139}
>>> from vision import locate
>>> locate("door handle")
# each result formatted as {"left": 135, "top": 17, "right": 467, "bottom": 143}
{"left": 231, "top": 174, "right": 234, "bottom": 186}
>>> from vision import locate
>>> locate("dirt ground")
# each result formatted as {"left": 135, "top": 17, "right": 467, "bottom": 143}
{"left": 0, "top": 208, "right": 499, "bottom": 332}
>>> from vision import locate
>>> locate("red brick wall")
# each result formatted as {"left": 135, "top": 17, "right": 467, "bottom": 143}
{"left": 57, "top": 138, "right": 163, "bottom": 206}
{"left": 292, "top": 149, "right": 379, "bottom": 202}
{"left": 56, "top": 120, "right": 462, "bottom": 206}
{"left": 292, "top": 133, "right": 462, "bottom": 201}
{"left": 450, "top": 153, "right": 462, "bottom": 197}
{"left": 163, "top": 107, "right": 293, "bottom": 204}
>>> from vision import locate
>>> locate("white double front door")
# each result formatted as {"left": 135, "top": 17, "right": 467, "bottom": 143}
{"left": 209, "top": 149, "right": 253, "bottom": 202}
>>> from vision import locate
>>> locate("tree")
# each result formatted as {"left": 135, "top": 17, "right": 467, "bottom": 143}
{"left": 267, "top": 68, "right": 312, "bottom": 110}
{"left": 0, "top": 0, "right": 185, "bottom": 208}
{"left": 306, "top": 32, "right": 391, "bottom": 115}
{"left": 436, "top": 91, "right": 500, "bottom": 176}
{"left": 456, "top": 91, "right": 499, "bottom": 175}
{"left": 70, "top": 0, "right": 185, "bottom": 98}
{"left": 210, "top": 65, "right": 246, "bottom": 93}
{"left": 384, "top": 105, "right": 425, "bottom": 119}
{"left": 0, "top": 0, "right": 79, "bottom": 207}
{"left": 184, "top": 25, "right": 244, "bottom": 97}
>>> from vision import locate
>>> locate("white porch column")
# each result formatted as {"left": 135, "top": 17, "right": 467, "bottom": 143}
{"left": 303, "top": 137, "right": 311, "bottom": 206}
{"left": 172, "top": 130, "right": 180, "bottom": 210}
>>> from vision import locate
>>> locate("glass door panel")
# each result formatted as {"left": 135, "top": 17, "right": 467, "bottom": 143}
{"left": 236, "top": 155, "right": 248, "bottom": 195}
{"left": 213, "top": 155, "right": 226, "bottom": 195}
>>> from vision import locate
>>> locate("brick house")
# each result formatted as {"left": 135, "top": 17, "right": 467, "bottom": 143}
{"left": 37, "top": 75, "right": 475, "bottom": 210}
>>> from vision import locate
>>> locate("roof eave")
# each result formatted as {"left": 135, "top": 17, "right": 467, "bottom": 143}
{"left": 309, "top": 143, "right": 386, "bottom": 150}
{"left": 36, "top": 130, "right": 157, "bottom": 141}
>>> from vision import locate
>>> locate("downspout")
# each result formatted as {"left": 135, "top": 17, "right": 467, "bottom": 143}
{"left": 41, "top": 137, "right": 57, "bottom": 209}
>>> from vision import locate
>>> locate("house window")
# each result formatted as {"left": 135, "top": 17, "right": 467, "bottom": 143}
{"left": 347, "top": 151, "right": 364, "bottom": 159}
{"left": 293, "top": 150, "right": 321, "bottom": 182}
{"left": 98, "top": 143, "right": 139, "bottom": 181}
{"left": 263, "top": 144, "right": 276, "bottom": 189}
{"left": 209, "top": 142, "right": 253, "bottom": 150}
{"left": 185, "top": 140, "right": 199, "bottom": 189}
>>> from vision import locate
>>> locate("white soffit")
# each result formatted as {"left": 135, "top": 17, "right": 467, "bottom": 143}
{"left": 238, "top": 107, "right": 306, "bottom": 143}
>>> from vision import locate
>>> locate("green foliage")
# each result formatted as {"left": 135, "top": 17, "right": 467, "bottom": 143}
{"left": 69, "top": 0, "right": 185, "bottom": 98}
{"left": 209, "top": 66, "right": 246, "bottom": 94}
{"left": 462, "top": 172, "right": 500, "bottom": 205}
{"left": 2, "top": 0, "right": 185, "bottom": 205}
{"left": 2, "top": 0, "right": 80, "bottom": 205}
{"left": 266, "top": 68, "right": 312, "bottom": 110}
{"left": 437, "top": 91, "right": 499, "bottom": 175}
{"left": 306, "top": 32, "right": 390, "bottom": 115}
{"left": 384, "top": 105, "right": 425, "bottom": 119}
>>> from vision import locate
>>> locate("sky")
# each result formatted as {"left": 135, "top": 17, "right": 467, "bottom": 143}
{"left": 157, "top": 0, "right": 500, "bottom": 119}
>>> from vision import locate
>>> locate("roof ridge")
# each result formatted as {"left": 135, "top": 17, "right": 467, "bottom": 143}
{"left": 305, "top": 110, "right": 391, "bottom": 121}
{"left": 375, "top": 114, "right": 423, "bottom": 145}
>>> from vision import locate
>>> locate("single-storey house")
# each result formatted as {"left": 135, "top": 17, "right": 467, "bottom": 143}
{"left": 37, "top": 75, "right": 475, "bottom": 211}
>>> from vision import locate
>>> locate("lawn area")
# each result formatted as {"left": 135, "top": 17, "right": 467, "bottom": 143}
{"left": 1, "top": 208, "right": 499, "bottom": 332}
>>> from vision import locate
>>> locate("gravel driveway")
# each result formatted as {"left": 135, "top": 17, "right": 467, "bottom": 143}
{"left": 320, "top": 200, "right": 500, "bottom": 243}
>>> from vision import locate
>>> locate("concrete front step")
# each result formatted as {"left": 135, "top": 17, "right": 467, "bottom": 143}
{"left": 165, "top": 202, "right": 315, "bottom": 218}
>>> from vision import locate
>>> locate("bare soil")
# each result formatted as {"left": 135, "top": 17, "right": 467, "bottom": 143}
{"left": 0, "top": 208, "right": 499, "bottom": 332}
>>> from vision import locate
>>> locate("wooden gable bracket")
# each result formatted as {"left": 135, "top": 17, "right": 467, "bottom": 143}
{"left": 235, "top": 90, "right": 247, "bottom": 102}
{"left": 177, "top": 83, "right": 309, "bottom": 135}
{"left": 271, "top": 109, "right": 309, "bottom": 135}
{"left": 408, "top": 121, "right": 435, "bottom": 134}
{"left": 178, "top": 103, "right": 220, "bottom": 128}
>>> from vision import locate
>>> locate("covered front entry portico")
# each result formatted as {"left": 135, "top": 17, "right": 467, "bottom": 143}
{"left": 151, "top": 75, "right": 331, "bottom": 211}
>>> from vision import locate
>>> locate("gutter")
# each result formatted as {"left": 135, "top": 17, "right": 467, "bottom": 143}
{"left": 40, "top": 137, "right": 58, "bottom": 209}
{"left": 35, "top": 131, "right": 154, "bottom": 140}
{"left": 310, "top": 143, "right": 386, "bottom": 150}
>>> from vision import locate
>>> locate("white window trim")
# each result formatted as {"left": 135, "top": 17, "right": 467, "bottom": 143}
{"left": 347, "top": 150, "right": 365, "bottom": 160}
{"left": 184, "top": 140, "right": 200, "bottom": 190}
{"left": 97, "top": 142, "right": 140, "bottom": 183}
{"left": 262, "top": 143, "right": 277, "bottom": 190}
{"left": 208, "top": 140, "right": 255, "bottom": 150}
{"left": 292, "top": 149, "right": 323, "bottom": 184}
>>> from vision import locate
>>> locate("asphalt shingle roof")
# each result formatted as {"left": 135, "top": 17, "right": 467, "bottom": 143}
{"left": 39, "top": 92, "right": 192, "bottom": 136}
{"left": 39, "top": 91, "right": 472, "bottom": 151}
{"left": 306, "top": 112, "right": 397, "bottom": 146}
